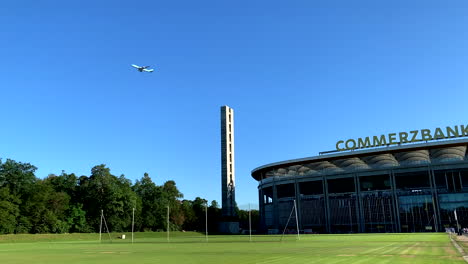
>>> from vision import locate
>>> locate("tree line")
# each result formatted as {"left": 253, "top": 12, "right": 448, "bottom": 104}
{"left": 0, "top": 158, "right": 258, "bottom": 234}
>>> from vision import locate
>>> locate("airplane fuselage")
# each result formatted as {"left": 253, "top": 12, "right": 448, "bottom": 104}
{"left": 132, "top": 64, "right": 153, "bottom": 73}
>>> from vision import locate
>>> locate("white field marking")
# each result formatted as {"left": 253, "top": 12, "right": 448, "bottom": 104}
{"left": 400, "top": 242, "right": 420, "bottom": 255}
{"left": 0, "top": 249, "right": 25, "bottom": 252}
{"left": 361, "top": 242, "right": 398, "bottom": 254}
{"left": 381, "top": 244, "right": 399, "bottom": 255}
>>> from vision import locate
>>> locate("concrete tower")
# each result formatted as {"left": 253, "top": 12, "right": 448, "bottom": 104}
{"left": 221, "top": 105, "right": 236, "bottom": 217}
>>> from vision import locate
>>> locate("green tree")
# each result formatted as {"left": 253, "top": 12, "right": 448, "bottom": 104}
{"left": 0, "top": 187, "right": 20, "bottom": 234}
{"left": 238, "top": 209, "right": 260, "bottom": 232}
{"left": 208, "top": 200, "right": 221, "bottom": 232}
{"left": 180, "top": 200, "right": 196, "bottom": 231}
{"left": 161, "top": 180, "right": 183, "bottom": 230}
{"left": 66, "top": 204, "right": 90, "bottom": 233}
{"left": 44, "top": 171, "right": 78, "bottom": 199}
{"left": 133, "top": 173, "right": 161, "bottom": 231}
{"left": 22, "top": 180, "right": 70, "bottom": 233}
{"left": 0, "top": 158, "right": 193, "bottom": 234}
{"left": 81, "top": 165, "right": 137, "bottom": 232}
{"left": 189, "top": 197, "right": 208, "bottom": 231}
{"left": 0, "top": 159, "right": 37, "bottom": 196}
{"left": 112, "top": 174, "right": 139, "bottom": 231}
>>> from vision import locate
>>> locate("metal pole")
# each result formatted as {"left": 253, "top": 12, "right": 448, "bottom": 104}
{"left": 294, "top": 200, "right": 300, "bottom": 240}
{"left": 132, "top": 207, "right": 135, "bottom": 244}
{"left": 167, "top": 205, "right": 170, "bottom": 242}
{"left": 101, "top": 211, "right": 112, "bottom": 242}
{"left": 280, "top": 203, "right": 296, "bottom": 242}
{"left": 249, "top": 204, "right": 252, "bottom": 242}
{"left": 205, "top": 202, "right": 208, "bottom": 242}
{"left": 99, "top": 210, "right": 103, "bottom": 242}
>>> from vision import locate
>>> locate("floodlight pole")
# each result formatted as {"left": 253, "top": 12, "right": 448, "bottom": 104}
{"left": 294, "top": 200, "right": 300, "bottom": 240}
{"left": 249, "top": 204, "right": 252, "bottom": 242}
{"left": 205, "top": 202, "right": 208, "bottom": 241}
{"left": 167, "top": 205, "right": 170, "bottom": 242}
{"left": 132, "top": 207, "right": 135, "bottom": 244}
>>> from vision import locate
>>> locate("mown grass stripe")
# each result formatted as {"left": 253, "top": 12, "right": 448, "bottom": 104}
{"left": 0, "top": 233, "right": 464, "bottom": 264}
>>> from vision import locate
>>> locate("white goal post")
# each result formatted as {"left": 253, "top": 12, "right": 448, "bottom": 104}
{"left": 280, "top": 199, "right": 300, "bottom": 241}
{"left": 99, "top": 210, "right": 112, "bottom": 242}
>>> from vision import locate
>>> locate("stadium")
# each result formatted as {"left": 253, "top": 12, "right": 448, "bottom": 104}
{"left": 251, "top": 126, "right": 468, "bottom": 234}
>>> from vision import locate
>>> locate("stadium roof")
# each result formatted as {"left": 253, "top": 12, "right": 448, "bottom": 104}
{"left": 251, "top": 138, "right": 468, "bottom": 181}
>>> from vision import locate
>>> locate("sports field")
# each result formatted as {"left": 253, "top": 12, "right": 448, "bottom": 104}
{"left": 0, "top": 232, "right": 464, "bottom": 264}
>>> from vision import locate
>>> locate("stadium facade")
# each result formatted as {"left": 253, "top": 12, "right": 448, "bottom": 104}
{"left": 251, "top": 129, "right": 468, "bottom": 234}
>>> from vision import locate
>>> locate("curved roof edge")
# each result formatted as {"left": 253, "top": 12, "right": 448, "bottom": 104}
{"left": 251, "top": 138, "right": 468, "bottom": 181}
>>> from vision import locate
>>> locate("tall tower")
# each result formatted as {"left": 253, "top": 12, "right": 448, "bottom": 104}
{"left": 221, "top": 105, "right": 236, "bottom": 217}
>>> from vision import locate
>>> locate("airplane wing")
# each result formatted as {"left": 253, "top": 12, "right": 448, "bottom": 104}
{"left": 131, "top": 64, "right": 141, "bottom": 68}
{"left": 143, "top": 68, "right": 154, "bottom": 72}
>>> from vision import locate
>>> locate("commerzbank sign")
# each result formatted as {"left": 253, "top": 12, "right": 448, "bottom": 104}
{"left": 336, "top": 124, "right": 468, "bottom": 151}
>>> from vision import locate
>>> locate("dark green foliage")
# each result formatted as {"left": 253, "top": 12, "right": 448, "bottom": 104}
{"left": 208, "top": 200, "right": 221, "bottom": 232}
{"left": 180, "top": 200, "right": 196, "bottom": 231}
{"left": 44, "top": 171, "right": 78, "bottom": 199}
{"left": 133, "top": 173, "right": 161, "bottom": 231}
{"left": 238, "top": 209, "right": 260, "bottom": 232}
{"left": 0, "top": 159, "right": 37, "bottom": 196}
{"left": 0, "top": 158, "right": 244, "bottom": 234}
{"left": 66, "top": 204, "right": 90, "bottom": 233}
{"left": 15, "top": 216, "right": 31, "bottom": 234}
{"left": 0, "top": 187, "right": 20, "bottom": 234}
{"left": 182, "top": 197, "right": 208, "bottom": 231}
{"left": 79, "top": 165, "right": 137, "bottom": 232}
{"left": 22, "top": 181, "right": 70, "bottom": 233}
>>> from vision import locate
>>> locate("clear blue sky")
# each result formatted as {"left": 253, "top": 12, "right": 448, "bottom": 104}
{"left": 1, "top": 0, "right": 467, "bottom": 208}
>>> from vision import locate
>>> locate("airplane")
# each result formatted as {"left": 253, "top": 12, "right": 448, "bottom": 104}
{"left": 132, "top": 64, "right": 154, "bottom": 73}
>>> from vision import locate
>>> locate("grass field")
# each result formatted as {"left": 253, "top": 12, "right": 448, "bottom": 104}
{"left": 0, "top": 232, "right": 464, "bottom": 264}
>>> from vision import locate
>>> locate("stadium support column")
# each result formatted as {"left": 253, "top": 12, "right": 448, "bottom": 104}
{"left": 390, "top": 170, "right": 401, "bottom": 232}
{"left": 273, "top": 180, "right": 279, "bottom": 232}
{"left": 220, "top": 106, "right": 239, "bottom": 233}
{"left": 294, "top": 177, "right": 302, "bottom": 232}
{"left": 259, "top": 185, "right": 266, "bottom": 232}
{"left": 428, "top": 166, "right": 440, "bottom": 232}
{"left": 354, "top": 174, "right": 364, "bottom": 233}
{"left": 323, "top": 175, "right": 331, "bottom": 233}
